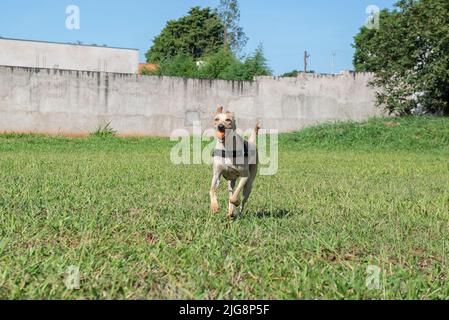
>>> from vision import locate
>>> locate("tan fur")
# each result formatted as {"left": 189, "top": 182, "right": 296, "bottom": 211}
{"left": 210, "top": 107, "right": 260, "bottom": 218}
{"left": 211, "top": 198, "right": 220, "bottom": 213}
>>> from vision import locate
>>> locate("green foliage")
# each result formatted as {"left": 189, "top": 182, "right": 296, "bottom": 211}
{"left": 240, "top": 44, "right": 272, "bottom": 79}
{"left": 200, "top": 48, "right": 242, "bottom": 80}
{"left": 217, "top": 0, "right": 248, "bottom": 55}
{"left": 280, "top": 70, "right": 315, "bottom": 77}
{"left": 91, "top": 123, "right": 116, "bottom": 138}
{"left": 146, "top": 7, "right": 225, "bottom": 63}
{"left": 353, "top": 0, "right": 449, "bottom": 115}
{"left": 201, "top": 45, "right": 272, "bottom": 80}
{"left": 145, "top": 2, "right": 265, "bottom": 80}
{"left": 147, "top": 46, "right": 272, "bottom": 81}
{"left": 281, "top": 70, "right": 301, "bottom": 77}
{"left": 148, "top": 54, "right": 198, "bottom": 78}
{"left": 352, "top": 9, "right": 392, "bottom": 73}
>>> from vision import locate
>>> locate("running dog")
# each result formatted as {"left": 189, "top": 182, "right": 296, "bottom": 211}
{"left": 210, "top": 106, "right": 260, "bottom": 218}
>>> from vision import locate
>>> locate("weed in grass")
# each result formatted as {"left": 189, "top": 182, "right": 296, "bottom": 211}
{"left": 90, "top": 123, "right": 117, "bottom": 138}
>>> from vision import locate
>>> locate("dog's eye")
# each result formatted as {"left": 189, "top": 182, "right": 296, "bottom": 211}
{"left": 214, "top": 118, "right": 219, "bottom": 122}
{"left": 226, "top": 119, "right": 232, "bottom": 122}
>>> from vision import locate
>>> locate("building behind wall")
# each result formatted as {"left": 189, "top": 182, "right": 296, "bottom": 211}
{"left": 0, "top": 37, "right": 139, "bottom": 74}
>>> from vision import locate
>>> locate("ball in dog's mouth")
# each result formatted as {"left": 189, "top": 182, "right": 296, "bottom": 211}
{"left": 216, "top": 131, "right": 225, "bottom": 139}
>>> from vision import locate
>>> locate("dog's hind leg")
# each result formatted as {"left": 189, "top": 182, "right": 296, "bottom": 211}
{"left": 238, "top": 182, "right": 251, "bottom": 216}
{"left": 227, "top": 180, "right": 237, "bottom": 218}
{"left": 239, "top": 166, "right": 257, "bottom": 216}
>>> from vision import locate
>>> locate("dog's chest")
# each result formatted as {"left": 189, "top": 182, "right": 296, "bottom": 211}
{"left": 214, "top": 138, "right": 247, "bottom": 180}
{"left": 222, "top": 163, "right": 245, "bottom": 180}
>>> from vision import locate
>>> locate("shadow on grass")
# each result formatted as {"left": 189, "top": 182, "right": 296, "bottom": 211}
{"left": 253, "top": 209, "right": 292, "bottom": 219}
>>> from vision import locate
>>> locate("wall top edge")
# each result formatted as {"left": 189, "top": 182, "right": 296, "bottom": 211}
{"left": 0, "top": 65, "right": 374, "bottom": 82}
{"left": 0, "top": 37, "right": 139, "bottom": 51}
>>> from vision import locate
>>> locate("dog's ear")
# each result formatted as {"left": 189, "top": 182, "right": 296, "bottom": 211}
{"left": 215, "top": 106, "right": 224, "bottom": 115}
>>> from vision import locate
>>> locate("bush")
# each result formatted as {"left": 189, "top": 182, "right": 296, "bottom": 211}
{"left": 148, "top": 55, "right": 198, "bottom": 78}
{"left": 146, "top": 46, "right": 272, "bottom": 81}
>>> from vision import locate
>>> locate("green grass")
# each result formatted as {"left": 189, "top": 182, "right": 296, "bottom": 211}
{"left": 0, "top": 116, "right": 448, "bottom": 299}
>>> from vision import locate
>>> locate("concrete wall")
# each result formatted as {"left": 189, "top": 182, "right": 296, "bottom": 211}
{"left": 0, "top": 38, "right": 139, "bottom": 74}
{"left": 0, "top": 66, "right": 382, "bottom": 136}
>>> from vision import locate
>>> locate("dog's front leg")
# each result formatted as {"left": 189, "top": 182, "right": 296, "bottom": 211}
{"left": 230, "top": 177, "right": 249, "bottom": 207}
{"left": 210, "top": 172, "right": 221, "bottom": 213}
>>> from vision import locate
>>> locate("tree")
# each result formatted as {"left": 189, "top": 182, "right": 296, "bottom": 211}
{"left": 144, "top": 3, "right": 270, "bottom": 82}
{"left": 216, "top": 0, "right": 248, "bottom": 55}
{"left": 352, "top": 10, "right": 392, "bottom": 72}
{"left": 200, "top": 45, "right": 272, "bottom": 80}
{"left": 146, "top": 7, "right": 225, "bottom": 63}
{"left": 199, "top": 48, "right": 242, "bottom": 80}
{"left": 240, "top": 44, "right": 272, "bottom": 79}
{"left": 353, "top": 0, "right": 449, "bottom": 115}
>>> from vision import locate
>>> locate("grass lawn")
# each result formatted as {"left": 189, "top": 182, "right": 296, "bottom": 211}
{"left": 0, "top": 116, "right": 448, "bottom": 299}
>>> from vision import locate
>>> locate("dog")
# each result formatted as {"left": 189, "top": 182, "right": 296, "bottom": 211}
{"left": 210, "top": 106, "right": 260, "bottom": 218}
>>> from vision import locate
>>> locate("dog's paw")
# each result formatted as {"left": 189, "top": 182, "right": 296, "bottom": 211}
{"left": 227, "top": 208, "right": 236, "bottom": 219}
{"left": 211, "top": 201, "right": 220, "bottom": 213}
{"left": 227, "top": 207, "right": 242, "bottom": 220}
{"left": 227, "top": 202, "right": 236, "bottom": 219}
{"left": 229, "top": 196, "right": 240, "bottom": 207}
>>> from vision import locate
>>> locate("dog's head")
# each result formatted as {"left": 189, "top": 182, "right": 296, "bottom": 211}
{"left": 213, "top": 106, "right": 236, "bottom": 140}
{"left": 214, "top": 107, "right": 236, "bottom": 132}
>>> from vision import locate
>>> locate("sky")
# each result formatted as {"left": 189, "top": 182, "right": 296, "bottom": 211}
{"left": 0, "top": 0, "right": 397, "bottom": 75}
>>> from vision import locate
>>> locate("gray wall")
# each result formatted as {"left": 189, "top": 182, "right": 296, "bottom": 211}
{"left": 0, "top": 38, "right": 139, "bottom": 74}
{"left": 0, "top": 66, "right": 382, "bottom": 136}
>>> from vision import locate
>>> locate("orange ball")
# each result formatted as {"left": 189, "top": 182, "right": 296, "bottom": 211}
{"left": 216, "top": 131, "right": 225, "bottom": 139}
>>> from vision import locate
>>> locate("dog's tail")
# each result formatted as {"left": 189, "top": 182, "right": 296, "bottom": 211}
{"left": 249, "top": 120, "right": 261, "bottom": 145}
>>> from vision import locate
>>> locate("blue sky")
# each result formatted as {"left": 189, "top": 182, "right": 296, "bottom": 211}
{"left": 0, "top": 0, "right": 396, "bottom": 75}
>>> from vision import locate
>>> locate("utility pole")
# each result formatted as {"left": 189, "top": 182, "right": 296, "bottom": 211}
{"left": 304, "top": 50, "right": 310, "bottom": 73}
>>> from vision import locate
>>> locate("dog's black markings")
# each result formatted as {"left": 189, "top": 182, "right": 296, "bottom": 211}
{"left": 213, "top": 141, "right": 256, "bottom": 158}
